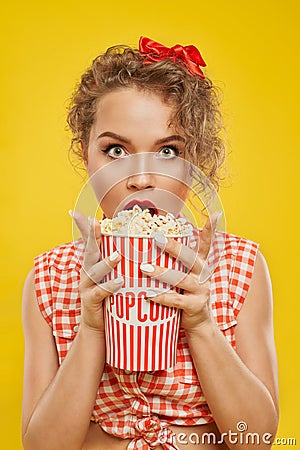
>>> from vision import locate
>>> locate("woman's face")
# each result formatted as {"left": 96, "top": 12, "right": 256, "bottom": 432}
{"left": 85, "top": 87, "right": 191, "bottom": 218}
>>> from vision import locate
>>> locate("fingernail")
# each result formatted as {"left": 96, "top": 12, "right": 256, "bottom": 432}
{"left": 113, "top": 276, "right": 124, "bottom": 284}
{"left": 68, "top": 209, "right": 74, "bottom": 218}
{"left": 72, "top": 210, "right": 80, "bottom": 221}
{"left": 88, "top": 216, "right": 93, "bottom": 229}
{"left": 140, "top": 263, "right": 155, "bottom": 273}
{"left": 154, "top": 233, "right": 167, "bottom": 245}
{"left": 146, "top": 290, "right": 157, "bottom": 298}
{"left": 217, "top": 211, "right": 223, "bottom": 221}
{"left": 109, "top": 251, "right": 119, "bottom": 262}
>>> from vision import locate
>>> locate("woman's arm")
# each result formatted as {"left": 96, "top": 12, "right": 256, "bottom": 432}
{"left": 185, "top": 250, "right": 279, "bottom": 448}
{"left": 22, "top": 267, "right": 106, "bottom": 450}
{"left": 141, "top": 215, "right": 279, "bottom": 450}
{"left": 22, "top": 216, "right": 123, "bottom": 450}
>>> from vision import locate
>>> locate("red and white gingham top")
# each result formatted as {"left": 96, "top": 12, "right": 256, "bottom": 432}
{"left": 34, "top": 229, "right": 259, "bottom": 449}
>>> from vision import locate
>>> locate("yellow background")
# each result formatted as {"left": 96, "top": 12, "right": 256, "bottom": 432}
{"left": 1, "top": 0, "right": 299, "bottom": 447}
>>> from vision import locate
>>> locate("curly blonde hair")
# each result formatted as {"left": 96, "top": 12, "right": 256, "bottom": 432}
{"left": 67, "top": 45, "right": 226, "bottom": 191}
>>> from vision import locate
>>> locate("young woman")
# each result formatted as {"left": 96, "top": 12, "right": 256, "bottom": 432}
{"left": 22, "top": 37, "right": 279, "bottom": 449}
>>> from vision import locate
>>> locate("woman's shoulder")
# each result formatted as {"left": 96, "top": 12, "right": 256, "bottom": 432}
{"left": 196, "top": 228, "right": 260, "bottom": 269}
{"left": 215, "top": 231, "right": 261, "bottom": 312}
{"left": 215, "top": 229, "right": 259, "bottom": 251}
{"left": 192, "top": 223, "right": 259, "bottom": 250}
{"left": 34, "top": 239, "right": 84, "bottom": 271}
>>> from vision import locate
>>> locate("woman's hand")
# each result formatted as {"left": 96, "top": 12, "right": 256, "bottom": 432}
{"left": 71, "top": 211, "right": 123, "bottom": 333}
{"left": 140, "top": 212, "right": 221, "bottom": 333}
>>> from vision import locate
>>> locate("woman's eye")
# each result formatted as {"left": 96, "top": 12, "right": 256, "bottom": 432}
{"left": 101, "top": 144, "right": 180, "bottom": 159}
{"left": 102, "top": 145, "right": 126, "bottom": 159}
{"left": 157, "top": 146, "right": 180, "bottom": 159}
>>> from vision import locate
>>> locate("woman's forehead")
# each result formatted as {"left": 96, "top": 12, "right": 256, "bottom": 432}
{"left": 91, "top": 88, "right": 180, "bottom": 140}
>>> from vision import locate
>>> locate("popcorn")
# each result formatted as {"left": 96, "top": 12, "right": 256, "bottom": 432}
{"left": 100, "top": 205, "right": 193, "bottom": 237}
{"left": 101, "top": 204, "right": 192, "bottom": 371}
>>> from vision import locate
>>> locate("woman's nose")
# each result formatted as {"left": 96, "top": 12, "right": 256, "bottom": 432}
{"left": 127, "top": 172, "right": 155, "bottom": 190}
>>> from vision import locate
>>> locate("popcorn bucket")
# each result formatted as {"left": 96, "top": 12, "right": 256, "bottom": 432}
{"left": 101, "top": 234, "right": 189, "bottom": 372}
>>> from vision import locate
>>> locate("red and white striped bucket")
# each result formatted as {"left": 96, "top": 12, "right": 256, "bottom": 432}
{"left": 101, "top": 234, "right": 189, "bottom": 372}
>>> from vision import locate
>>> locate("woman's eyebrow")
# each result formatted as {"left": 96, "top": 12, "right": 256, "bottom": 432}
{"left": 97, "top": 132, "right": 185, "bottom": 144}
{"left": 155, "top": 135, "right": 185, "bottom": 144}
{"left": 97, "top": 132, "right": 130, "bottom": 143}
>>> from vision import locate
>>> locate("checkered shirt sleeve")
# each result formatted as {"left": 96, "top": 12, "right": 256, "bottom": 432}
{"left": 228, "top": 236, "right": 260, "bottom": 316}
{"left": 34, "top": 251, "right": 53, "bottom": 326}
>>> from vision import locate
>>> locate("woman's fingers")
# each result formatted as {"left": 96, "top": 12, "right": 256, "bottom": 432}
{"left": 154, "top": 234, "right": 200, "bottom": 273}
{"left": 83, "top": 217, "right": 102, "bottom": 270}
{"left": 146, "top": 291, "right": 185, "bottom": 309}
{"left": 140, "top": 263, "right": 202, "bottom": 293}
{"left": 71, "top": 211, "right": 122, "bottom": 291}
{"left": 89, "top": 276, "right": 124, "bottom": 300}
{"left": 144, "top": 289, "right": 211, "bottom": 330}
{"left": 70, "top": 211, "right": 102, "bottom": 246}
{"left": 198, "top": 211, "right": 221, "bottom": 259}
{"left": 82, "top": 252, "right": 121, "bottom": 287}
{"left": 154, "top": 212, "right": 222, "bottom": 276}
{"left": 70, "top": 210, "right": 89, "bottom": 244}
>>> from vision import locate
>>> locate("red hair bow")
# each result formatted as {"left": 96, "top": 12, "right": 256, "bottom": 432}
{"left": 139, "top": 36, "right": 206, "bottom": 79}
